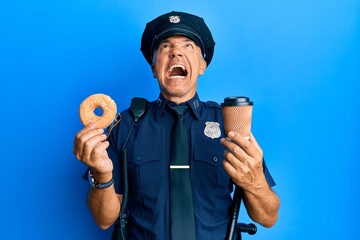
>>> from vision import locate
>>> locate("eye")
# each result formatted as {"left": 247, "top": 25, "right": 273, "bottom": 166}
{"left": 184, "top": 43, "right": 194, "bottom": 49}
{"left": 159, "top": 43, "right": 171, "bottom": 50}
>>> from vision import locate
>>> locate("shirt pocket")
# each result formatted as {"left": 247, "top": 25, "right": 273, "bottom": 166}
{"left": 127, "top": 144, "right": 164, "bottom": 194}
{"left": 193, "top": 145, "right": 231, "bottom": 195}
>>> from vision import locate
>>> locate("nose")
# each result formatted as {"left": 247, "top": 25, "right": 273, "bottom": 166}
{"left": 169, "top": 44, "right": 183, "bottom": 58}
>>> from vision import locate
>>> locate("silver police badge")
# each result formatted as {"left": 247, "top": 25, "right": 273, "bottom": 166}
{"left": 204, "top": 122, "right": 221, "bottom": 139}
{"left": 169, "top": 15, "right": 181, "bottom": 23}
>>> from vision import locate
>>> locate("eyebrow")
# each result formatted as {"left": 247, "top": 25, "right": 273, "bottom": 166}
{"left": 159, "top": 38, "right": 194, "bottom": 45}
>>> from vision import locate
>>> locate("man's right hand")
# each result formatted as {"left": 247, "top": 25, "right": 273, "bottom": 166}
{"left": 73, "top": 122, "right": 113, "bottom": 183}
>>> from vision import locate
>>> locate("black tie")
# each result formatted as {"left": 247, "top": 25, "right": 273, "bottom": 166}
{"left": 169, "top": 105, "right": 196, "bottom": 240}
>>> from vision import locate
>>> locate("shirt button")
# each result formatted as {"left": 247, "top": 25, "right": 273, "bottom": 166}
{"left": 137, "top": 156, "right": 141, "bottom": 160}
{"left": 213, "top": 157, "right": 218, "bottom": 161}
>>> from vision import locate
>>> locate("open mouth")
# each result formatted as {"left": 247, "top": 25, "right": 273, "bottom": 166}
{"left": 168, "top": 64, "right": 188, "bottom": 79}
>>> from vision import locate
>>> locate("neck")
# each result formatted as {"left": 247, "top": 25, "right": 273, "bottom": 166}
{"left": 162, "top": 92, "right": 196, "bottom": 105}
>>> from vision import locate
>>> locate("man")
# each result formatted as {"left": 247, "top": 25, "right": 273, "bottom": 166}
{"left": 73, "top": 11, "right": 280, "bottom": 239}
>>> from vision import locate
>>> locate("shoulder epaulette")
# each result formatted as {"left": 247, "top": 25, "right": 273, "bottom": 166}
{"left": 204, "top": 101, "right": 221, "bottom": 109}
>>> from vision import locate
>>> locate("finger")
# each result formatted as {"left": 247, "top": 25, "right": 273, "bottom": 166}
{"left": 249, "top": 132, "right": 263, "bottom": 158}
{"left": 226, "top": 131, "right": 258, "bottom": 158}
{"left": 74, "top": 123, "right": 98, "bottom": 144}
{"left": 88, "top": 141, "right": 111, "bottom": 170}
{"left": 81, "top": 134, "right": 108, "bottom": 163}
{"left": 221, "top": 134, "right": 260, "bottom": 173}
{"left": 78, "top": 128, "right": 105, "bottom": 146}
{"left": 90, "top": 141, "right": 110, "bottom": 163}
{"left": 74, "top": 127, "right": 104, "bottom": 159}
{"left": 223, "top": 158, "right": 248, "bottom": 186}
{"left": 223, "top": 159, "right": 237, "bottom": 177}
{"left": 221, "top": 133, "right": 250, "bottom": 160}
{"left": 223, "top": 149, "right": 246, "bottom": 169}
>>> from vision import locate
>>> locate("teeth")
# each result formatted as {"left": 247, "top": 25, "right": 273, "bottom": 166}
{"left": 170, "top": 75, "right": 185, "bottom": 79}
{"left": 169, "top": 64, "right": 186, "bottom": 71}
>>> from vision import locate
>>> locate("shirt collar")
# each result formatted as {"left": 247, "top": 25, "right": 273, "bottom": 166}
{"left": 154, "top": 93, "right": 201, "bottom": 120}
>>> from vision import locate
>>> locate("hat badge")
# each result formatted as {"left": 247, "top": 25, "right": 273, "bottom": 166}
{"left": 169, "top": 15, "right": 181, "bottom": 23}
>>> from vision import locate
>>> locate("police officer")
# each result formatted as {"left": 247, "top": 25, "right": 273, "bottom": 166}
{"left": 73, "top": 11, "right": 280, "bottom": 239}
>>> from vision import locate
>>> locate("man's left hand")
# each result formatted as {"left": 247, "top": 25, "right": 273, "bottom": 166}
{"left": 220, "top": 131, "right": 267, "bottom": 192}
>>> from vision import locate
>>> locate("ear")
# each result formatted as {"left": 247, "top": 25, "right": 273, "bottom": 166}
{"left": 151, "top": 64, "right": 157, "bottom": 78}
{"left": 198, "top": 59, "right": 207, "bottom": 75}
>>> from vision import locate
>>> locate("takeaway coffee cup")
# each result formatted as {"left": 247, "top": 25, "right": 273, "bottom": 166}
{"left": 221, "top": 96, "right": 254, "bottom": 139}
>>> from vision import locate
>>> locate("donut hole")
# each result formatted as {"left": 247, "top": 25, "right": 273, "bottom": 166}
{"left": 94, "top": 107, "right": 104, "bottom": 117}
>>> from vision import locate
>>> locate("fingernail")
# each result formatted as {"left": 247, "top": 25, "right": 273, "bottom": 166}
{"left": 98, "top": 128, "right": 104, "bottom": 133}
{"left": 89, "top": 122, "right": 96, "bottom": 128}
{"left": 228, "top": 131, "right": 235, "bottom": 138}
{"left": 220, "top": 138, "right": 225, "bottom": 143}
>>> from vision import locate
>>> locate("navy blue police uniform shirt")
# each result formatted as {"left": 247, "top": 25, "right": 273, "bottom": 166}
{"left": 107, "top": 93, "right": 276, "bottom": 240}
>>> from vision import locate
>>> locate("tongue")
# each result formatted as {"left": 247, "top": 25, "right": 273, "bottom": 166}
{"left": 170, "top": 67, "right": 186, "bottom": 76}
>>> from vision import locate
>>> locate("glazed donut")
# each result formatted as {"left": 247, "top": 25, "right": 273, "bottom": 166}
{"left": 79, "top": 93, "right": 117, "bottom": 129}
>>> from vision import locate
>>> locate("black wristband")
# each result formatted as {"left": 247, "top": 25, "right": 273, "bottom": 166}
{"left": 88, "top": 170, "right": 114, "bottom": 189}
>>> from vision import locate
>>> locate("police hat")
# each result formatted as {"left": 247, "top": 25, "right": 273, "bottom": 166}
{"left": 140, "top": 11, "right": 215, "bottom": 66}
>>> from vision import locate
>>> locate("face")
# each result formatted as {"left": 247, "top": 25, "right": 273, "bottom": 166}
{"left": 151, "top": 35, "right": 207, "bottom": 104}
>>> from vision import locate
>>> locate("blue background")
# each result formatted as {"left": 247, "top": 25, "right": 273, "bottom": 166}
{"left": 1, "top": 0, "right": 359, "bottom": 239}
